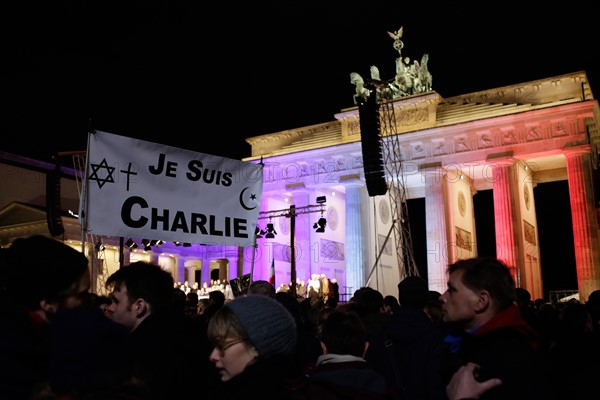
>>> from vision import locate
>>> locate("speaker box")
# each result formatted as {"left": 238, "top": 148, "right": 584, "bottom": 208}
{"left": 46, "top": 159, "right": 65, "bottom": 237}
{"left": 358, "top": 91, "right": 388, "bottom": 196}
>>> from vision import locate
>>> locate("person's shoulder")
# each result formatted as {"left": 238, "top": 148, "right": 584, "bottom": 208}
{"left": 291, "top": 379, "right": 395, "bottom": 400}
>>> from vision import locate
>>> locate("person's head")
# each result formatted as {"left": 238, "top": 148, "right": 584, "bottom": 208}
{"left": 562, "top": 301, "right": 593, "bottom": 333}
{"left": 92, "top": 294, "right": 114, "bottom": 318}
{"left": 440, "top": 257, "right": 516, "bottom": 330}
{"left": 587, "top": 289, "right": 600, "bottom": 328}
{"left": 425, "top": 290, "right": 443, "bottom": 324}
{"left": 319, "top": 310, "right": 368, "bottom": 358}
{"left": 197, "top": 298, "right": 209, "bottom": 315}
{"left": 247, "top": 279, "right": 276, "bottom": 298}
{"left": 587, "top": 289, "right": 600, "bottom": 307}
{"left": 275, "top": 291, "right": 302, "bottom": 322}
{"left": 2, "top": 235, "right": 90, "bottom": 319}
{"left": 171, "top": 287, "right": 187, "bottom": 311}
{"left": 383, "top": 295, "right": 401, "bottom": 314}
{"left": 354, "top": 287, "right": 384, "bottom": 316}
{"left": 207, "top": 294, "right": 297, "bottom": 382}
{"left": 515, "top": 287, "right": 532, "bottom": 308}
{"left": 105, "top": 261, "right": 174, "bottom": 332}
{"left": 398, "top": 275, "right": 428, "bottom": 308}
{"left": 208, "top": 289, "right": 226, "bottom": 307}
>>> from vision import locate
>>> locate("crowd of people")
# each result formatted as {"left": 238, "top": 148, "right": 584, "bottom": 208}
{"left": 1, "top": 234, "right": 599, "bottom": 399}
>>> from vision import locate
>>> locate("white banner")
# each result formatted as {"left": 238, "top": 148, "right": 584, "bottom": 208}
{"left": 80, "top": 130, "right": 262, "bottom": 247}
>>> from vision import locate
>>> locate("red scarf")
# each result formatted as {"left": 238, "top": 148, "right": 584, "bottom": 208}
{"left": 472, "top": 303, "right": 540, "bottom": 350}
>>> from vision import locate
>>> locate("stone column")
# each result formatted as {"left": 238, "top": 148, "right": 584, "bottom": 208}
{"left": 421, "top": 163, "right": 449, "bottom": 294}
{"left": 291, "top": 188, "right": 311, "bottom": 286}
{"left": 490, "top": 157, "right": 520, "bottom": 282}
{"left": 345, "top": 182, "right": 367, "bottom": 295}
{"left": 223, "top": 248, "right": 239, "bottom": 281}
{"left": 199, "top": 247, "right": 211, "bottom": 286}
{"left": 564, "top": 145, "right": 600, "bottom": 301}
{"left": 175, "top": 255, "right": 186, "bottom": 284}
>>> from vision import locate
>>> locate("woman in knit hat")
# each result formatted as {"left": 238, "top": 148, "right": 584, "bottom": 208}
{"left": 206, "top": 294, "right": 298, "bottom": 399}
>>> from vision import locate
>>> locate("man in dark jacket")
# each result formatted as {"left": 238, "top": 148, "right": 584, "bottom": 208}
{"left": 292, "top": 310, "right": 393, "bottom": 400}
{"left": 439, "top": 257, "right": 551, "bottom": 400}
{"left": 106, "top": 261, "right": 207, "bottom": 399}
{"left": 374, "top": 276, "right": 447, "bottom": 400}
{"left": 2, "top": 237, "right": 143, "bottom": 399}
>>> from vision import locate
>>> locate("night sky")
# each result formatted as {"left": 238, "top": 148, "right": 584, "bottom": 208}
{"left": 4, "top": 3, "right": 598, "bottom": 163}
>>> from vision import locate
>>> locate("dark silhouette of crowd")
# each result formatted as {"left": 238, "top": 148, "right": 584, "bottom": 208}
{"left": 1, "top": 235, "right": 599, "bottom": 400}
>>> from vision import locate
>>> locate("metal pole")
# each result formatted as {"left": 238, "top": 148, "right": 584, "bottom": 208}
{"left": 250, "top": 229, "right": 258, "bottom": 280}
{"left": 290, "top": 205, "right": 297, "bottom": 297}
{"left": 365, "top": 220, "right": 396, "bottom": 287}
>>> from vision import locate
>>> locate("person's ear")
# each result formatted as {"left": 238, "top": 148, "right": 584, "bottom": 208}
{"left": 320, "top": 341, "right": 327, "bottom": 354}
{"left": 474, "top": 290, "right": 491, "bottom": 313}
{"left": 39, "top": 299, "right": 58, "bottom": 317}
{"left": 133, "top": 298, "right": 149, "bottom": 318}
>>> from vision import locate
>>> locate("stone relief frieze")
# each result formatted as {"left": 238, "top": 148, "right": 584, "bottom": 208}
{"left": 348, "top": 120, "right": 361, "bottom": 136}
{"left": 526, "top": 126, "right": 542, "bottom": 141}
{"left": 552, "top": 122, "right": 568, "bottom": 137}
{"left": 396, "top": 108, "right": 428, "bottom": 126}
{"left": 455, "top": 137, "right": 470, "bottom": 152}
{"left": 412, "top": 143, "right": 425, "bottom": 159}
{"left": 479, "top": 133, "right": 494, "bottom": 148}
{"left": 263, "top": 111, "right": 586, "bottom": 186}
{"left": 433, "top": 140, "right": 447, "bottom": 156}
{"left": 502, "top": 130, "right": 518, "bottom": 145}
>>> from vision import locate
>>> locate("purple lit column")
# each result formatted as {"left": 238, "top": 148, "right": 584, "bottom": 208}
{"left": 291, "top": 189, "right": 311, "bottom": 286}
{"left": 345, "top": 182, "right": 367, "bottom": 294}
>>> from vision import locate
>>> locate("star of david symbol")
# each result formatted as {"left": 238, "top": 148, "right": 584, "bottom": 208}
{"left": 88, "top": 158, "right": 116, "bottom": 189}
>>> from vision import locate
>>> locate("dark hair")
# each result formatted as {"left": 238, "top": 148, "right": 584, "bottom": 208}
{"left": 397, "top": 276, "right": 428, "bottom": 308}
{"left": 208, "top": 289, "right": 226, "bottom": 307}
{"left": 448, "top": 257, "right": 516, "bottom": 311}
{"left": 383, "top": 295, "right": 401, "bottom": 312}
{"left": 248, "top": 280, "right": 276, "bottom": 298}
{"left": 515, "top": 287, "right": 532, "bottom": 307}
{"left": 207, "top": 305, "right": 247, "bottom": 344}
{"left": 106, "top": 261, "right": 174, "bottom": 314}
{"left": 319, "top": 310, "right": 367, "bottom": 357}
{"left": 354, "top": 287, "right": 384, "bottom": 316}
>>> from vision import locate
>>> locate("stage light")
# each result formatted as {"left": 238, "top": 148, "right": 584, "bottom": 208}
{"left": 313, "top": 217, "right": 327, "bottom": 233}
{"left": 255, "top": 226, "right": 266, "bottom": 239}
{"left": 265, "top": 222, "right": 277, "bottom": 238}
{"left": 139, "top": 239, "right": 151, "bottom": 251}
{"left": 125, "top": 238, "right": 138, "bottom": 249}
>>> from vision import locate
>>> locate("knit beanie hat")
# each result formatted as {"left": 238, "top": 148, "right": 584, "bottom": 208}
{"left": 225, "top": 294, "right": 297, "bottom": 359}
{"left": 3, "top": 235, "right": 88, "bottom": 309}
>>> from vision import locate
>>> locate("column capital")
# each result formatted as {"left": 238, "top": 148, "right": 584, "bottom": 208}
{"left": 563, "top": 144, "right": 592, "bottom": 158}
{"left": 419, "top": 161, "right": 444, "bottom": 175}
{"left": 486, "top": 156, "right": 515, "bottom": 168}
{"left": 339, "top": 173, "right": 364, "bottom": 188}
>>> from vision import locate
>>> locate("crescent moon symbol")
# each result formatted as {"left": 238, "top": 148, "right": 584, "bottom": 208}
{"left": 239, "top": 187, "right": 257, "bottom": 210}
